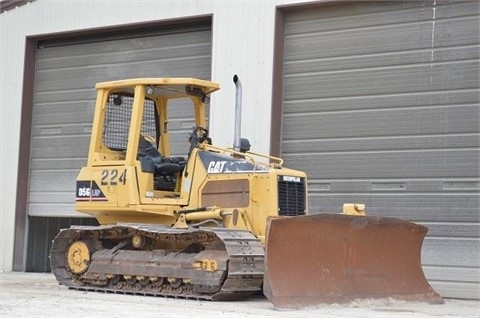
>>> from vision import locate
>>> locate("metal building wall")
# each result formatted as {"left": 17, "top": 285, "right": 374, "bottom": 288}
{"left": 22, "top": 22, "right": 212, "bottom": 271}
{"left": 280, "top": 1, "right": 479, "bottom": 299}
{"left": 29, "top": 23, "right": 212, "bottom": 218}
{"left": 2, "top": 0, "right": 478, "bottom": 301}
{"left": 1, "top": 0, "right": 285, "bottom": 272}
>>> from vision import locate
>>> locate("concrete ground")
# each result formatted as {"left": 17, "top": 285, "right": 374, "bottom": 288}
{"left": 0, "top": 272, "right": 478, "bottom": 318}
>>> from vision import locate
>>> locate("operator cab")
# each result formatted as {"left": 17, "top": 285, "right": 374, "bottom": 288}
{"left": 89, "top": 78, "right": 219, "bottom": 195}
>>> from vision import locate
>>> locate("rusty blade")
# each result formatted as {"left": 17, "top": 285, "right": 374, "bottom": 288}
{"left": 263, "top": 214, "right": 443, "bottom": 309}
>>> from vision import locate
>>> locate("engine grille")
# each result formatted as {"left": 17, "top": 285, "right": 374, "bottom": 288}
{"left": 277, "top": 176, "right": 306, "bottom": 216}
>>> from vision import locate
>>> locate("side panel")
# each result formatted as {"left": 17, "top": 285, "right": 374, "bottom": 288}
{"left": 202, "top": 179, "right": 249, "bottom": 208}
{"left": 75, "top": 166, "right": 135, "bottom": 215}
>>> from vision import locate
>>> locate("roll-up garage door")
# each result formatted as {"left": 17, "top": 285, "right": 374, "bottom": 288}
{"left": 281, "top": 1, "right": 479, "bottom": 299}
{"left": 29, "top": 22, "right": 212, "bottom": 218}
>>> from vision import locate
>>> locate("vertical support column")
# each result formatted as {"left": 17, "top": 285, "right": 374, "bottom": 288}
{"left": 125, "top": 85, "right": 146, "bottom": 166}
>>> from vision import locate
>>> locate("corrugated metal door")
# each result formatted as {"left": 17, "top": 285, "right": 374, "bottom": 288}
{"left": 281, "top": 1, "right": 479, "bottom": 299}
{"left": 29, "top": 22, "right": 212, "bottom": 218}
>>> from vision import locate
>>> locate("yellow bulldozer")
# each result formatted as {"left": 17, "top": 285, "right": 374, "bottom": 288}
{"left": 50, "top": 76, "right": 443, "bottom": 308}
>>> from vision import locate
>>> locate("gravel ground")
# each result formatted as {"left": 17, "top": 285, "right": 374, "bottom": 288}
{"left": 0, "top": 272, "right": 478, "bottom": 318}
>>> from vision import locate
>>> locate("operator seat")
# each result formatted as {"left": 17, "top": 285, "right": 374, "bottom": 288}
{"left": 137, "top": 135, "right": 185, "bottom": 191}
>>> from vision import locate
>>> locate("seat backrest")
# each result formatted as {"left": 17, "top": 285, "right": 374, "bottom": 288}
{"left": 138, "top": 135, "right": 161, "bottom": 161}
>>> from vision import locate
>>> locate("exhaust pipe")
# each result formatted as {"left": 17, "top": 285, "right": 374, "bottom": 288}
{"left": 233, "top": 75, "right": 242, "bottom": 151}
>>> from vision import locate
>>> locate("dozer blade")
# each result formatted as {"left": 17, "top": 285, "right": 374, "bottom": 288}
{"left": 263, "top": 213, "right": 443, "bottom": 309}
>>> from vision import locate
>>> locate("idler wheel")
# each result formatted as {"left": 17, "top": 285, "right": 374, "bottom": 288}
{"left": 66, "top": 241, "right": 92, "bottom": 274}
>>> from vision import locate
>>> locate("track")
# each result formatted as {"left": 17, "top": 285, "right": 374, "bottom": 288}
{"left": 50, "top": 224, "right": 264, "bottom": 301}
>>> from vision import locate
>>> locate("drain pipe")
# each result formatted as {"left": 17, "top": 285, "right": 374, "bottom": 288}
{"left": 233, "top": 75, "right": 242, "bottom": 152}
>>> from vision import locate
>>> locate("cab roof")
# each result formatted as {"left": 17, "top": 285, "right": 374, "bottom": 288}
{"left": 95, "top": 78, "right": 220, "bottom": 97}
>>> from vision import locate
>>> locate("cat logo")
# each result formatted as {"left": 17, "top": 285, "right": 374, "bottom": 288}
{"left": 207, "top": 160, "right": 227, "bottom": 173}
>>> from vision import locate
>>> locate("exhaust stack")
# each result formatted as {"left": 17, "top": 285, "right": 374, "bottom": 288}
{"left": 233, "top": 75, "right": 242, "bottom": 151}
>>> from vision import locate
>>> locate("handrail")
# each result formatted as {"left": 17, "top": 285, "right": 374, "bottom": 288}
{"left": 200, "top": 143, "right": 283, "bottom": 168}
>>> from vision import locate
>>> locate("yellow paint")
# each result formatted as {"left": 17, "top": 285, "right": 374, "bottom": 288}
{"left": 67, "top": 241, "right": 91, "bottom": 274}
{"left": 75, "top": 78, "right": 307, "bottom": 243}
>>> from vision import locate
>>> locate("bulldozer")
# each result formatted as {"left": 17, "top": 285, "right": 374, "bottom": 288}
{"left": 50, "top": 75, "right": 443, "bottom": 309}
